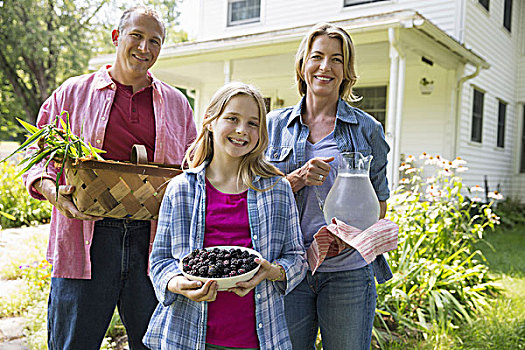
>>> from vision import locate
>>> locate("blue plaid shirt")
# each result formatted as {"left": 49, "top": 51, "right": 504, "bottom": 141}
{"left": 144, "top": 163, "right": 307, "bottom": 350}
{"left": 266, "top": 97, "right": 393, "bottom": 283}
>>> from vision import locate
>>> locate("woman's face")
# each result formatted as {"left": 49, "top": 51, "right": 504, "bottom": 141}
{"left": 209, "top": 94, "right": 260, "bottom": 163}
{"left": 302, "top": 34, "right": 344, "bottom": 100}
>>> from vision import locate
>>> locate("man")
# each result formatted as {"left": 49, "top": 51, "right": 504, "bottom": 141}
{"left": 22, "top": 6, "right": 196, "bottom": 349}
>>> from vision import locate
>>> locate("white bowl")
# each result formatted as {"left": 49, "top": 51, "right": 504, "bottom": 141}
{"left": 179, "top": 246, "right": 262, "bottom": 291}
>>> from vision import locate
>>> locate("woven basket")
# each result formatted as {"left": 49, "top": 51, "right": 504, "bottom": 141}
{"left": 64, "top": 145, "right": 182, "bottom": 220}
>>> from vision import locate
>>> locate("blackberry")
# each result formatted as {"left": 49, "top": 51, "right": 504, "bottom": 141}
{"left": 198, "top": 266, "right": 208, "bottom": 276}
{"left": 182, "top": 247, "right": 259, "bottom": 278}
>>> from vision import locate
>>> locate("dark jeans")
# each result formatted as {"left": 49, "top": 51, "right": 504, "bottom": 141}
{"left": 284, "top": 265, "right": 377, "bottom": 350}
{"left": 47, "top": 218, "right": 157, "bottom": 350}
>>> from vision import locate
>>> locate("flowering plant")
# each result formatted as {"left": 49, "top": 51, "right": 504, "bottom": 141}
{"left": 374, "top": 153, "right": 502, "bottom": 345}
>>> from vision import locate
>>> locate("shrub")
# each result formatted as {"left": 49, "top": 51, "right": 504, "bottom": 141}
{"left": 494, "top": 197, "right": 525, "bottom": 229}
{"left": 375, "top": 154, "right": 502, "bottom": 346}
{"left": 0, "top": 159, "right": 52, "bottom": 229}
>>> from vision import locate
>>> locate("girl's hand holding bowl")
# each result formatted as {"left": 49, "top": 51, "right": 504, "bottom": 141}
{"left": 167, "top": 275, "right": 218, "bottom": 302}
{"left": 229, "top": 258, "right": 284, "bottom": 297}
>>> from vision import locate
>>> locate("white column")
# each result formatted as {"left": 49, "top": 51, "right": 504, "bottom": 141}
{"left": 386, "top": 27, "right": 406, "bottom": 191}
{"left": 386, "top": 28, "right": 399, "bottom": 192}
{"left": 393, "top": 54, "right": 406, "bottom": 188}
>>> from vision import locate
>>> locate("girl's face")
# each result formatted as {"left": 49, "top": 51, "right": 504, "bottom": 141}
{"left": 209, "top": 94, "right": 260, "bottom": 162}
{"left": 303, "top": 34, "right": 344, "bottom": 100}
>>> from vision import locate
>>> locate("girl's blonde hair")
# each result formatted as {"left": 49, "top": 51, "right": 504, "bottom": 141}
{"left": 295, "top": 22, "right": 360, "bottom": 102}
{"left": 183, "top": 82, "right": 283, "bottom": 191}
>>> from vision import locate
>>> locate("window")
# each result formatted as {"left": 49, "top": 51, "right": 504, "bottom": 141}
{"left": 471, "top": 88, "right": 484, "bottom": 143}
{"left": 521, "top": 107, "right": 525, "bottom": 172}
{"left": 228, "top": 0, "right": 260, "bottom": 26}
{"left": 353, "top": 86, "right": 387, "bottom": 128}
{"left": 497, "top": 101, "right": 506, "bottom": 148}
{"left": 344, "top": 0, "right": 387, "bottom": 6}
{"left": 503, "top": 0, "right": 512, "bottom": 31}
{"left": 478, "top": 0, "right": 489, "bottom": 11}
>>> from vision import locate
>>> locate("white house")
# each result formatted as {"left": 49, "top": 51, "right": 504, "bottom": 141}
{"left": 91, "top": 0, "right": 525, "bottom": 202}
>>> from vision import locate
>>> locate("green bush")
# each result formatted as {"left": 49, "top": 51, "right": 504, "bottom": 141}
{"left": 375, "top": 154, "right": 502, "bottom": 346}
{"left": 0, "top": 159, "right": 52, "bottom": 229}
{"left": 494, "top": 197, "right": 525, "bottom": 229}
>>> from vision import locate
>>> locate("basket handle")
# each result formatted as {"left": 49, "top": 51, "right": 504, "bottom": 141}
{"left": 130, "top": 144, "right": 148, "bottom": 165}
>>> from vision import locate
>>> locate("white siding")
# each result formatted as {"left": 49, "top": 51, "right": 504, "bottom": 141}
{"left": 196, "top": 0, "right": 459, "bottom": 41}
{"left": 455, "top": 0, "right": 522, "bottom": 197}
{"left": 517, "top": 0, "right": 525, "bottom": 102}
{"left": 515, "top": 1, "right": 525, "bottom": 201}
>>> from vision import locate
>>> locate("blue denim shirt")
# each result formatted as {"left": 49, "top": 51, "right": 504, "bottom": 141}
{"left": 266, "top": 97, "right": 393, "bottom": 284}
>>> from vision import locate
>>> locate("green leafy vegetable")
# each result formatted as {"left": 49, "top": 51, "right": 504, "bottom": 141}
{"left": 0, "top": 111, "right": 105, "bottom": 198}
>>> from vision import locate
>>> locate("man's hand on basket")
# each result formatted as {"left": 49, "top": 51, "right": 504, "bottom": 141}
{"left": 34, "top": 178, "right": 99, "bottom": 220}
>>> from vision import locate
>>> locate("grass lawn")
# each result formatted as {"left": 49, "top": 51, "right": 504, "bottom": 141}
{"left": 381, "top": 225, "right": 525, "bottom": 349}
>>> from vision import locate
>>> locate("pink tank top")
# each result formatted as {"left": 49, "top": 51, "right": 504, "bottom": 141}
{"left": 203, "top": 178, "right": 259, "bottom": 348}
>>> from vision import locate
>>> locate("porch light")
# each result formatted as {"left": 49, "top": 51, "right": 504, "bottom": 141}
{"left": 419, "top": 77, "right": 434, "bottom": 95}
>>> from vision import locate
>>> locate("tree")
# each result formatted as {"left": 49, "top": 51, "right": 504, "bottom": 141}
{"left": 0, "top": 0, "right": 109, "bottom": 126}
{"left": 92, "top": 0, "right": 185, "bottom": 54}
{"left": 0, "top": 0, "right": 185, "bottom": 132}
{"left": 0, "top": 70, "right": 25, "bottom": 141}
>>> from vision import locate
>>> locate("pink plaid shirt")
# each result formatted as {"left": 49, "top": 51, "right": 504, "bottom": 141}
{"left": 307, "top": 218, "right": 399, "bottom": 274}
{"left": 22, "top": 65, "right": 197, "bottom": 279}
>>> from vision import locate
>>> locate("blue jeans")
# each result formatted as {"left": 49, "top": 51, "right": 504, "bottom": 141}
{"left": 47, "top": 218, "right": 157, "bottom": 350}
{"left": 284, "top": 265, "right": 377, "bottom": 350}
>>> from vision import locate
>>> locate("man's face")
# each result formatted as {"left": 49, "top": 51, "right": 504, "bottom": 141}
{"left": 113, "top": 12, "right": 164, "bottom": 77}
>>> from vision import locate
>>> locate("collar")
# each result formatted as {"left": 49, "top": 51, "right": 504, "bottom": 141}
{"left": 286, "top": 96, "right": 358, "bottom": 127}
{"left": 93, "top": 65, "right": 160, "bottom": 91}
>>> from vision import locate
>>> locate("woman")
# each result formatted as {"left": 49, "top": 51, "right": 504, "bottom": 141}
{"left": 266, "top": 23, "right": 392, "bottom": 350}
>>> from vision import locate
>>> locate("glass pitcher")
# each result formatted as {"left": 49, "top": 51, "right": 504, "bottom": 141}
{"left": 319, "top": 152, "right": 380, "bottom": 230}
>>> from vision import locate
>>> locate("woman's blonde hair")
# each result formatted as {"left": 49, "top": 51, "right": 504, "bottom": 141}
{"left": 295, "top": 22, "right": 360, "bottom": 102}
{"left": 183, "top": 82, "right": 283, "bottom": 191}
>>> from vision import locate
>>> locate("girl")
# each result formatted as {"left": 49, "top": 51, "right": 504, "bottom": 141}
{"left": 143, "top": 82, "right": 307, "bottom": 350}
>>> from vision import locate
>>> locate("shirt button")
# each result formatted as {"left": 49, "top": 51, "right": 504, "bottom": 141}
{"left": 96, "top": 139, "right": 101, "bottom": 144}
{"left": 258, "top": 323, "right": 263, "bottom": 329}
{"left": 256, "top": 294, "right": 261, "bottom": 299}
{"left": 85, "top": 241, "right": 90, "bottom": 245}
{"left": 274, "top": 153, "right": 279, "bottom": 157}
{"left": 101, "top": 117, "right": 106, "bottom": 121}
{"left": 253, "top": 235, "right": 257, "bottom": 240}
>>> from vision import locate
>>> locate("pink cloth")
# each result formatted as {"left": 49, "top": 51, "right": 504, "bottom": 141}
{"left": 307, "top": 218, "right": 399, "bottom": 274}
{"left": 203, "top": 178, "right": 259, "bottom": 348}
{"left": 22, "top": 65, "right": 197, "bottom": 279}
{"left": 103, "top": 79, "right": 155, "bottom": 162}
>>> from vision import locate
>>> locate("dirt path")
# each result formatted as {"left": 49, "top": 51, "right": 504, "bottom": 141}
{"left": 0, "top": 224, "right": 50, "bottom": 350}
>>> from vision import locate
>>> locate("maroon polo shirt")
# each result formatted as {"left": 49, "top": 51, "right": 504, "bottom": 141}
{"left": 103, "top": 79, "right": 156, "bottom": 162}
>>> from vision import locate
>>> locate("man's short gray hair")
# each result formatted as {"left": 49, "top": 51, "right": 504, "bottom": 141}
{"left": 118, "top": 5, "right": 166, "bottom": 42}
